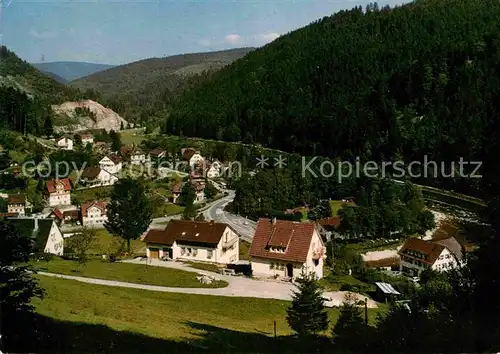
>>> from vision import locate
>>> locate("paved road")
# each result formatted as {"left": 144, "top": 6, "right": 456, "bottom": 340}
{"left": 39, "top": 259, "right": 378, "bottom": 308}
{"left": 202, "top": 190, "right": 257, "bottom": 242}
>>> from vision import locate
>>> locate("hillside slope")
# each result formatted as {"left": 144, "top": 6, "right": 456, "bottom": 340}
{"left": 70, "top": 47, "right": 254, "bottom": 122}
{"left": 0, "top": 46, "right": 78, "bottom": 103}
{"left": 33, "top": 61, "right": 115, "bottom": 82}
{"left": 166, "top": 0, "right": 500, "bottom": 197}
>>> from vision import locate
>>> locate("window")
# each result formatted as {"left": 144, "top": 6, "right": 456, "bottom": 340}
{"left": 193, "top": 249, "right": 198, "bottom": 257}
{"left": 181, "top": 248, "right": 186, "bottom": 255}
{"left": 207, "top": 250, "right": 213, "bottom": 259}
{"left": 313, "top": 259, "right": 319, "bottom": 266}
{"left": 270, "top": 262, "right": 275, "bottom": 270}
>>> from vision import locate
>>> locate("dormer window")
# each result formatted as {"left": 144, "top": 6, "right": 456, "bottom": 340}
{"left": 270, "top": 246, "right": 285, "bottom": 253}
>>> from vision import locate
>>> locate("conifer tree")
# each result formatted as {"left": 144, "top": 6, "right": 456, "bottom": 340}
{"left": 286, "top": 271, "right": 329, "bottom": 336}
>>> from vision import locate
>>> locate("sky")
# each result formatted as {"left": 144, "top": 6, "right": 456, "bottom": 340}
{"left": 2, "top": 0, "right": 408, "bottom": 65}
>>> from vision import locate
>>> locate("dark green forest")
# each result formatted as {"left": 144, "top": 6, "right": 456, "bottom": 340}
{"left": 165, "top": 0, "right": 500, "bottom": 198}
{"left": 0, "top": 46, "right": 98, "bottom": 136}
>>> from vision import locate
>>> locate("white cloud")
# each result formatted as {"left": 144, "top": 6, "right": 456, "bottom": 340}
{"left": 258, "top": 32, "right": 280, "bottom": 43}
{"left": 224, "top": 34, "right": 242, "bottom": 45}
{"left": 198, "top": 38, "right": 212, "bottom": 47}
{"left": 29, "top": 29, "right": 55, "bottom": 40}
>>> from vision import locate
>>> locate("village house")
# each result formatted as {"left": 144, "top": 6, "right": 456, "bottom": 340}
{"left": 149, "top": 148, "right": 167, "bottom": 162}
{"left": 193, "top": 182, "right": 205, "bottom": 203}
{"left": 130, "top": 148, "right": 150, "bottom": 165}
{"left": 7, "top": 194, "right": 28, "bottom": 216}
{"left": 171, "top": 182, "right": 183, "bottom": 204}
{"left": 80, "top": 166, "right": 118, "bottom": 187}
{"left": 56, "top": 136, "right": 74, "bottom": 150}
{"left": 182, "top": 148, "right": 204, "bottom": 167}
{"left": 49, "top": 207, "right": 80, "bottom": 225}
{"left": 9, "top": 217, "right": 64, "bottom": 255}
{"left": 205, "top": 161, "right": 222, "bottom": 179}
{"left": 76, "top": 133, "right": 94, "bottom": 146}
{"left": 99, "top": 154, "right": 122, "bottom": 175}
{"left": 81, "top": 200, "right": 108, "bottom": 227}
{"left": 143, "top": 220, "right": 239, "bottom": 264}
{"left": 398, "top": 237, "right": 463, "bottom": 277}
{"left": 46, "top": 178, "right": 72, "bottom": 207}
{"left": 249, "top": 218, "right": 327, "bottom": 280}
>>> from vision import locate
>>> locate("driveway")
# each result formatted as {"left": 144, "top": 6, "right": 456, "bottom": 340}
{"left": 120, "top": 258, "right": 378, "bottom": 308}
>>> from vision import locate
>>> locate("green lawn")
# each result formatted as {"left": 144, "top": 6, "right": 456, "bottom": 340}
{"left": 345, "top": 239, "right": 402, "bottom": 254}
{"left": 119, "top": 129, "right": 147, "bottom": 145}
{"left": 32, "top": 258, "right": 228, "bottom": 288}
{"left": 319, "top": 271, "right": 375, "bottom": 293}
{"left": 329, "top": 200, "right": 344, "bottom": 216}
{"left": 153, "top": 203, "right": 184, "bottom": 218}
{"left": 87, "top": 229, "right": 146, "bottom": 255}
{"left": 31, "top": 276, "right": 386, "bottom": 352}
{"left": 72, "top": 186, "right": 113, "bottom": 203}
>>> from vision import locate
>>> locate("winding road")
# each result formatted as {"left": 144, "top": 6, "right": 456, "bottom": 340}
{"left": 202, "top": 190, "right": 257, "bottom": 242}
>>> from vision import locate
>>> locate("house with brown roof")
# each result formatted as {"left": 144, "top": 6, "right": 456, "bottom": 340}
{"left": 46, "top": 178, "right": 72, "bottom": 207}
{"left": 182, "top": 148, "right": 204, "bottom": 167}
{"left": 75, "top": 133, "right": 94, "bottom": 146}
{"left": 81, "top": 201, "right": 107, "bottom": 227}
{"left": 98, "top": 155, "right": 122, "bottom": 181}
{"left": 80, "top": 166, "right": 117, "bottom": 187}
{"left": 398, "top": 237, "right": 463, "bottom": 277}
{"left": 249, "top": 218, "right": 326, "bottom": 280}
{"left": 149, "top": 148, "right": 166, "bottom": 160}
{"left": 142, "top": 220, "right": 239, "bottom": 264}
{"left": 171, "top": 182, "right": 183, "bottom": 204}
{"left": 7, "top": 194, "right": 28, "bottom": 216}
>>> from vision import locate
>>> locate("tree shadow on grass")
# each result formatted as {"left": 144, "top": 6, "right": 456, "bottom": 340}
{"left": 17, "top": 315, "right": 332, "bottom": 353}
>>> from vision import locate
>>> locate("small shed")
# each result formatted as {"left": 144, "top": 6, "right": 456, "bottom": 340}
{"left": 374, "top": 282, "right": 401, "bottom": 303}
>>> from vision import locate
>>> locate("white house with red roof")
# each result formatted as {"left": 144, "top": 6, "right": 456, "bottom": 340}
{"left": 249, "top": 218, "right": 326, "bottom": 280}
{"left": 81, "top": 201, "right": 108, "bottom": 227}
{"left": 46, "top": 178, "right": 72, "bottom": 207}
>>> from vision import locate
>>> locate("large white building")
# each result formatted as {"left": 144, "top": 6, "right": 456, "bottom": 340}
{"left": 398, "top": 237, "right": 463, "bottom": 276}
{"left": 99, "top": 154, "right": 122, "bottom": 175}
{"left": 81, "top": 200, "right": 107, "bottom": 227}
{"left": 249, "top": 218, "right": 326, "bottom": 280}
{"left": 143, "top": 220, "right": 239, "bottom": 265}
{"left": 46, "top": 178, "right": 72, "bottom": 207}
{"left": 80, "top": 166, "right": 118, "bottom": 187}
{"left": 56, "top": 137, "right": 74, "bottom": 150}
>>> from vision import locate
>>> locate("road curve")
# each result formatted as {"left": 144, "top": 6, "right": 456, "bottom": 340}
{"left": 202, "top": 190, "right": 257, "bottom": 242}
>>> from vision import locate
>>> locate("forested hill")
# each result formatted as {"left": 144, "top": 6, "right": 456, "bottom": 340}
{"left": 0, "top": 47, "right": 96, "bottom": 136}
{"left": 70, "top": 47, "right": 255, "bottom": 123}
{"left": 0, "top": 46, "right": 78, "bottom": 103}
{"left": 166, "top": 0, "right": 500, "bottom": 197}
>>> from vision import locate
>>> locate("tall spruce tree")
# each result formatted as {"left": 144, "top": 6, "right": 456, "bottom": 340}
{"left": 286, "top": 272, "right": 328, "bottom": 336}
{"left": 333, "top": 293, "right": 365, "bottom": 350}
{"left": 105, "top": 178, "right": 152, "bottom": 252}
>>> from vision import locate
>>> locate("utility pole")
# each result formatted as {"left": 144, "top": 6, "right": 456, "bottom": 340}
{"left": 273, "top": 320, "right": 277, "bottom": 339}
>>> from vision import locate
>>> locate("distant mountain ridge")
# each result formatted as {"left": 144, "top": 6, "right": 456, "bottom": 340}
{"left": 32, "top": 61, "right": 115, "bottom": 82}
{"left": 70, "top": 47, "right": 255, "bottom": 122}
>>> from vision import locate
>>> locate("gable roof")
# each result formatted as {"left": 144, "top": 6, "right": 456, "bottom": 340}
{"left": 107, "top": 154, "right": 122, "bottom": 164}
{"left": 8, "top": 194, "right": 26, "bottom": 204}
{"left": 81, "top": 201, "right": 107, "bottom": 217}
{"left": 249, "top": 218, "right": 317, "bottom": 263}
{"left": 172, "top": 182, "right": 183, "bottom": 194}
{"left": 81, "top": 166, "right": 101, "bottom": 179}
{"left": 398, "top": 237, "right": 446, "bottom": 265}
{"left": 143, "top": 220, "right": 231, "bottom": 247}
{"left": 317, "top": 216, "right": 341, "bottom": 228}
{"left": 434, "top": 237, "right": 463, "bottom": 261}
{"left": 63, "top": 209, "right": 80, "bottom": 219}
{"left": 50, "top": 208, "right": 63, "bottom": 220}
{"left": 149, "top": 148, "right": 166, "bottom": 157}
{"left": 182, "top": 148, "right": 197, "bottom": 161}
{"left": 47, "top": 178, "right": 72, "bottom": 193}
{"left": 9, "top": 218, "right": 57, "bottom": 252}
